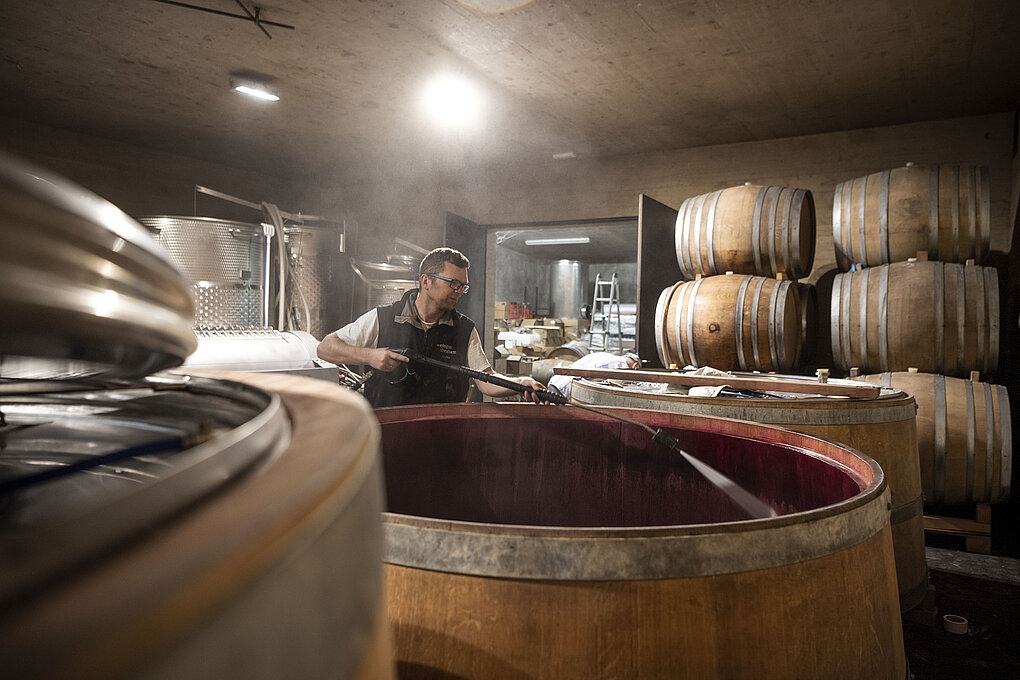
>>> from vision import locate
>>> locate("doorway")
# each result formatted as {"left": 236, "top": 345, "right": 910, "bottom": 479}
{"left": 483, "top": 217, "right": 638, "bottom": 360}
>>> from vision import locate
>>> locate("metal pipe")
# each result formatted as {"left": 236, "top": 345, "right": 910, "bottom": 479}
{"left": 194, "top": 185, "right": 326, "bottom": 222}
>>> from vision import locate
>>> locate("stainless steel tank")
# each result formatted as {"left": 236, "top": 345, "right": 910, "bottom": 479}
{"left": 549, "top": 259, "right": 588, "bottom": 318}
{"left": 284, "top": 223, "right": 345, "bottom": 338}
{"left": 351, "top": 255, "right": 419, "bottom": 318}
{"left": 137, "top": 216, "right": 267, "bottom": 328}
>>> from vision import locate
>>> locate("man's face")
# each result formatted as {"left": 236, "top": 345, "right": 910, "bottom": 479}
{"left": 422, "top": 262, "right": 468, "bottom": 313}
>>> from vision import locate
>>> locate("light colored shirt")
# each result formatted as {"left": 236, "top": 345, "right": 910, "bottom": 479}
{"left": 335, "top": 306, "right": 492, "bottom": 372}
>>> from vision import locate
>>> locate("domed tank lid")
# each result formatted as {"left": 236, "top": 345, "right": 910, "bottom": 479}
{"left": 0, "top": 150, "right": 197, "bottom": 381}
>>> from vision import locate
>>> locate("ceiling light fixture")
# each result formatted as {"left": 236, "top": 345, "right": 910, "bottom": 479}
{"left": 421, "top": 73, "right": 484, "bottom": 129}
{"left": 524, "top": 236, "right": 590, "bottom": 246}
{"left": 231, "top": 77, "right": 279, "bottom": 101}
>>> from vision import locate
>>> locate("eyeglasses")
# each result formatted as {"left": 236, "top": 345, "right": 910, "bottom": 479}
{"left": 427, "top": 273, "right": 470, "bottom": 294}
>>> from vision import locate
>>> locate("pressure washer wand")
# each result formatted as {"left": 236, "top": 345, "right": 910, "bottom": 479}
{"left": 397, "top": 348, "right": 569, "bottom": 405}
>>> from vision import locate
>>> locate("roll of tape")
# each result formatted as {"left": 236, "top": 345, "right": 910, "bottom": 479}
{"left": 943, "top": 614, "right": 969, "bottom": 634}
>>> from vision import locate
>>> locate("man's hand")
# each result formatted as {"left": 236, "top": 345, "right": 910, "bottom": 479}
{"left": 516, "top": 376, "right": 550, "bottom": 404}
{"left": 369, "top": 348, "right": 411, "bottom": 372}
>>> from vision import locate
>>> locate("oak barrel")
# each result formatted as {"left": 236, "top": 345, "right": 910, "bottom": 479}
{"left": 0, "top": 373, "right": 393, "bottom": 680}
{"left": 378, "top": 403, "right": 905, "bottom": 679}
{"left": 656, "top": 274, "right": 801, "bottom": 372}
{"left": 570, "top": 377, "right": 926, "bottom": 611}
{"left": 546, "top": 339, "right": 589, "bottom": 360}
{"left": 863, "top": 372, "right": 1012, "bottom": 506}
{"left": 675, "top": 184, "right": 816, "bottom": 279}
{"left": 834, "top": 164, "right": 990, "bottom": 270}
{"left": 830, "top": 261, "right": 999, "bottom": 377}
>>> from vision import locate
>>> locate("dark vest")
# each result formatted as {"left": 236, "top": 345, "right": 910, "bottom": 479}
{"left": 363, "top": 290, "right": 475, "bottom": 407}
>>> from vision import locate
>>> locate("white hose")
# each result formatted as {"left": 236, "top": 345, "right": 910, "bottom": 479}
{"left": 261, "top": 202, "right": 287, "bottom": 330}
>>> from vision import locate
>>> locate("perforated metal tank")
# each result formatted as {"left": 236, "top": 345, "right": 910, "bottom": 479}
{"left": 137, "top": 216, "right": 266, "bottom": 328}
{"left": 285, "top": 222, "right": 345, "bottom": 338}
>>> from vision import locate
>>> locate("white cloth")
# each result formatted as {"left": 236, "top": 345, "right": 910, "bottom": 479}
{"left": 333, "top": 307, "right": 492, "bottom": 372}
{"left": 548, "top": 351, "right": 634, "bottom": 398}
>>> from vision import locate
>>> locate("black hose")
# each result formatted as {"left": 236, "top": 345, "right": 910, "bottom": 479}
{"left": 397, "top": 349, "right": 569, "bottom": 405}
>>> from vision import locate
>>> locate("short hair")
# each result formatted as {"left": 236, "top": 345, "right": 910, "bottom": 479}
{"left": 419, "top": 247, "right": 470, "bottom": 280}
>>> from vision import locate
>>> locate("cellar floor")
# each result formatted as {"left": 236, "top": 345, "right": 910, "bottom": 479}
{"left": 903, "top": 548, "right": 1020, "bottom": 679}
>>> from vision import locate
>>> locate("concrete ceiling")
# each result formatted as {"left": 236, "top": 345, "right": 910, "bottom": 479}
{"left": 1, "top": 0, "right": 1018, "bottom": 186}
{"left": 494, "top": 219, "right": 638, "bottom": 262}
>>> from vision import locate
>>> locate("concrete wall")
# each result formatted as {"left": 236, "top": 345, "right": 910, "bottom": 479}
{"left": 0, "top": 116, "right": 348, "bottom": 227}
{"left": 491, "top": 246, "right": 550, "bottom": 313}
{"left": 6, "top": 110, "right": 1015, "bottom": 287}
{"left": 588, "top": 263, "right": 638, "bottom": 306}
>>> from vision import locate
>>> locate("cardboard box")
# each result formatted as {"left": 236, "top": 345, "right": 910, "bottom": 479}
{"left": 528, "top": 327, "right": 565, "bottom": 347}
{"left": 561, "top": 317, "right": 590, "bottom": 340}
{"left": 496, "top": 301, "right": 533, "bottom": 320}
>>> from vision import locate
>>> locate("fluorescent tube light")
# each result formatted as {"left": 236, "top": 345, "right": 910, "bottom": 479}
{"left": 524, "top": 236, "right": 590, "bottom": 246}
{"left": 231, "top": 78, "right": 279, "bottom": 101}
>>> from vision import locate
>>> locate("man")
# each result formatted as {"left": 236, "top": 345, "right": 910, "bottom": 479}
{"left": 318, "top": 247, "right": 548, "bottom": 407}
{"left": 547, "top": 351, "right": 640, "bottom": 399}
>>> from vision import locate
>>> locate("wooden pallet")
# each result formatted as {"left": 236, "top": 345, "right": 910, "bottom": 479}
{"left": 923, "top": 503, "right": 992, "bottom": 554}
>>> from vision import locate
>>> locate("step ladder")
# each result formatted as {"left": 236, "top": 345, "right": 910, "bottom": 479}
{"left": 590, "top": 272, "right": 622, "bottom": 352}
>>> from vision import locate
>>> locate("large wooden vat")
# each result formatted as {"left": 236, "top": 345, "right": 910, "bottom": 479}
{"left": 571, "top": 377, "right": 926, "bottom": 611}
{"left": 675, "top": 184, "right": 815, "bottom": 279}
{"left": 863, "top": 372, "right": 1012, "bottom": 506}
{"left": 655, "top": 274, "right": 801, "bottom": 372}
{"left": 0, "top": 373, "right": 393, "bottom": 680}
{"left": 830, "top": 260, "right": 999, "bottom": 377}
{"left": 833, "top": 164, "right": 990, "bottom": 270}
{"left": 377, "top": 403, "right": 905, "bottom": 679}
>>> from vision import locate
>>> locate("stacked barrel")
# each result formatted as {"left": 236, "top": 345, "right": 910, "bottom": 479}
{"left": 655, "top": 183, "right": 816, "bottom": 372}
{"left": 828, "top": 163, "right": 1011, "bottom": 508}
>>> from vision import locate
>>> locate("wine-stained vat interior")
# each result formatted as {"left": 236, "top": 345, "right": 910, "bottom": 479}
{"left": 378, "top": 403, "right": 906, "bottom": 680}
